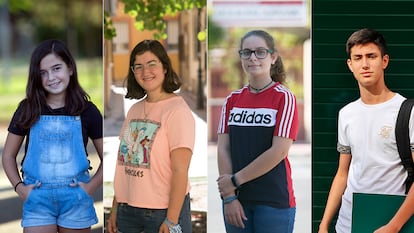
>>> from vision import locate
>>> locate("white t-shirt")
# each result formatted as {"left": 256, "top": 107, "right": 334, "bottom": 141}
{"left": 335, "top": 93, "right": 414, "bottom": 233}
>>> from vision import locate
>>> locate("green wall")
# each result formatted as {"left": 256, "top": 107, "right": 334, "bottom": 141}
{"left": 312, "top": 0, "right": 414, "bottom": 232}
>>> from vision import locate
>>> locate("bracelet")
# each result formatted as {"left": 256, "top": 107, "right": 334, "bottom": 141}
{"left": 231, "top": 174, "right": 240, "bottom": 189}
{"left": 223, "top": 195, "right": 238, "bottom": 204}
{"left": 164, "top": 217, "right": 182, "bottom": 233}
{"left": 14, "top": 181, "right": 23, "bottom": 192}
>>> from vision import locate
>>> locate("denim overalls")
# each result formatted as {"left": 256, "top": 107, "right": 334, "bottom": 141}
{"left": 21, "top": 115, "right": 97, "bottom": 228}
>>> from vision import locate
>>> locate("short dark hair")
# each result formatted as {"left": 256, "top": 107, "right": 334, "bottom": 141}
{"left": 240, "top": 30, "right": 286, "bottom": 85}
{"left": 125, "top": 40, "right": 181, "bottom": 99}
{"left": 346, "top": 28, "right": 388, "bottom": 57}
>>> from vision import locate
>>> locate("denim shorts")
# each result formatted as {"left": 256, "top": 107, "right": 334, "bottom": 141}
{"left": 22, "top": 177, "right": 98, "bottom": 229}
{"left": 117, "top": 194, "right": 192, "bottom": 233}
{"left": 224, "top": 203, "right": 295, "bottom": 233}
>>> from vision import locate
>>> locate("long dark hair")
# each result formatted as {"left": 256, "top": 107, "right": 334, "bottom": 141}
{"left": 240, "top": 30, "right": 287, "bottom": 85}
{"left": 125, "top": 40, "right": 181, "bottom": 99}
{"left": 17, "top": 39, "right": 89, "bottom": 129}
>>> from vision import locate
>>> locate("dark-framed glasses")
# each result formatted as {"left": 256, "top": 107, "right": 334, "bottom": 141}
{"left": 238, "top": 48, "right": 273, "bottom": 59}
{"left": 131, "top": 60, "right": 160, "bottom": 74}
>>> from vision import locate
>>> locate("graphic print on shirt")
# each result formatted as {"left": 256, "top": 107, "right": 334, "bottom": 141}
{"left": 118, "top": 119, "right": 160, "bottom": 168}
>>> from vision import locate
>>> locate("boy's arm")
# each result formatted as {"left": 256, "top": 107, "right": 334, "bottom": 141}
{"left": 318, "top": 153, "right": 351, "bottom": 233}
{"left": 374, "top": 151, "right": 414, "bottom": 233}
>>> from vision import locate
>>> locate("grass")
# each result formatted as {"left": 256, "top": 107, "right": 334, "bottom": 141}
{"left": 0, "top": 58, "right": 103, "bottom": 124}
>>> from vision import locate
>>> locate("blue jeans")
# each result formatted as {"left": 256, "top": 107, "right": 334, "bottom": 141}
{"left": 117, "top": 194, "right": 192, "bottom": 233}
{"left": 224, "top": 203, "right": 295, "bottom": 233}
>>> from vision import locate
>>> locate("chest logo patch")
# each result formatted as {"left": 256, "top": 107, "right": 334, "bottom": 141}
{"left": 378, "top": 125, "right": 392, "bottom": 139}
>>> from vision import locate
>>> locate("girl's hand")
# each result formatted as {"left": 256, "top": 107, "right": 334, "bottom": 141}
{"left": 224, "top": 199, "right": 248, "bottom": 228}
{"left": 107, "top": 210, "right": 118, "bottom": 233}
{"left": 16, "top": 183, "right": 34, "bottom": 201}
{"left": 158, "top": 222, "right": 170, "bottom": 233}
{"left": 77, "top": 181, "right": 94, "bottom": 196}
{"left": 217, "top": 174, "right": 236, "bottom": 197}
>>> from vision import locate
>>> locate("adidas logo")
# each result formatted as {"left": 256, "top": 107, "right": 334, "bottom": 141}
{"left": 228, "top": 107, "right": 276, "bottom": 127}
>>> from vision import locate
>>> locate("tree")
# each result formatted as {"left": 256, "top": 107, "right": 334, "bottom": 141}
{"left": 105, "top": 0, "right": 206, "bottom": 40}
{"left": 5, "top": 0, "right": 102, "bottom": 57}
{"left": 207, "top": 15, "right": 225, "bottom": 49}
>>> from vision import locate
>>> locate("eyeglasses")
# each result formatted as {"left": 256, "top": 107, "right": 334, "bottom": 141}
{"left": 238, "top": 48, "right": 273, "bottom": 59}
{"left": 131, "top": 60, "right": 161, "bottom": 74}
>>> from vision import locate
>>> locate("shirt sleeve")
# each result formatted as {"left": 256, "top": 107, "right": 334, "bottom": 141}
{"left": 166, "top": 103, "right": 195, "bottom": 152}
{"left": 217, "top": 95, "right": 232, "bottom": 134}
{"left": 82, "top": 102, "right": 103, "bottom": 140}
{"left": 8, "top": 104, "right": 28, "bottom": 136}
{"left": 337, "top": 109, "right": 351, "bottom": 154}
{"left": 274, "top": 90, "right": 299, "bottom": 140}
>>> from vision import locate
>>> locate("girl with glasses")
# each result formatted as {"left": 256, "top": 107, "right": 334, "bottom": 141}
{"left": 107, "top": 40, "right": 195, "bottom": 233}
{"left": 217, "top": 30, "right": 299, "bottom": 233}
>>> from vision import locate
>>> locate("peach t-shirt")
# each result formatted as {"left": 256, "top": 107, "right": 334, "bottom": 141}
{"left": 114, "top": 95, "right": 195, "bottom": 209}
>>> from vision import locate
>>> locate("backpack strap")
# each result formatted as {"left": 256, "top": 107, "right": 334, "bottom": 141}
{"left": 395, "top": 99, "right": 414, "bottom": 194}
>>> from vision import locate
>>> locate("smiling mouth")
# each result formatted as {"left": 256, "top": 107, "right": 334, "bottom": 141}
{"left": 142, "top": 76, "right": 156, "bottom": 81}
{"left": 48, "top": 82, "right": 61, "bottom": 87}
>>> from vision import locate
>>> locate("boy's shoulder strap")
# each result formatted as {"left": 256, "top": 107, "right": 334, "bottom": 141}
{"left": 395, "top": 99, "right": 414, "bottom": 194}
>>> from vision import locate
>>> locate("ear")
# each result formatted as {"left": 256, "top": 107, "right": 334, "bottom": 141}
{"left": 271, "top": 52, "right": 278, "bottom": 65}
{"left": 68, "top": 65, "right": 74, "bottom": 76}
{"left": 346, "top": 58, "right": 353, "bottom": 72}
{"left": 382, "top": 54, "right": 389, "bottom": 69}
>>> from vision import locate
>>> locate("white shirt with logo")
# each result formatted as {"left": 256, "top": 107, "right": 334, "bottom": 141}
{"left": 336, "top": 93, "right": 414, "bottom": 233}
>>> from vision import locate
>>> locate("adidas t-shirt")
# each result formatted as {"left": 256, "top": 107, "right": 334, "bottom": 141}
{"left": 218, "top": 82, "right": 299, "bottom": 208}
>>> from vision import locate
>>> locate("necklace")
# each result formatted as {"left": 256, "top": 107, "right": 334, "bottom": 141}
{"left": 249, "top": 80, "right": 274, "bottom": 93}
